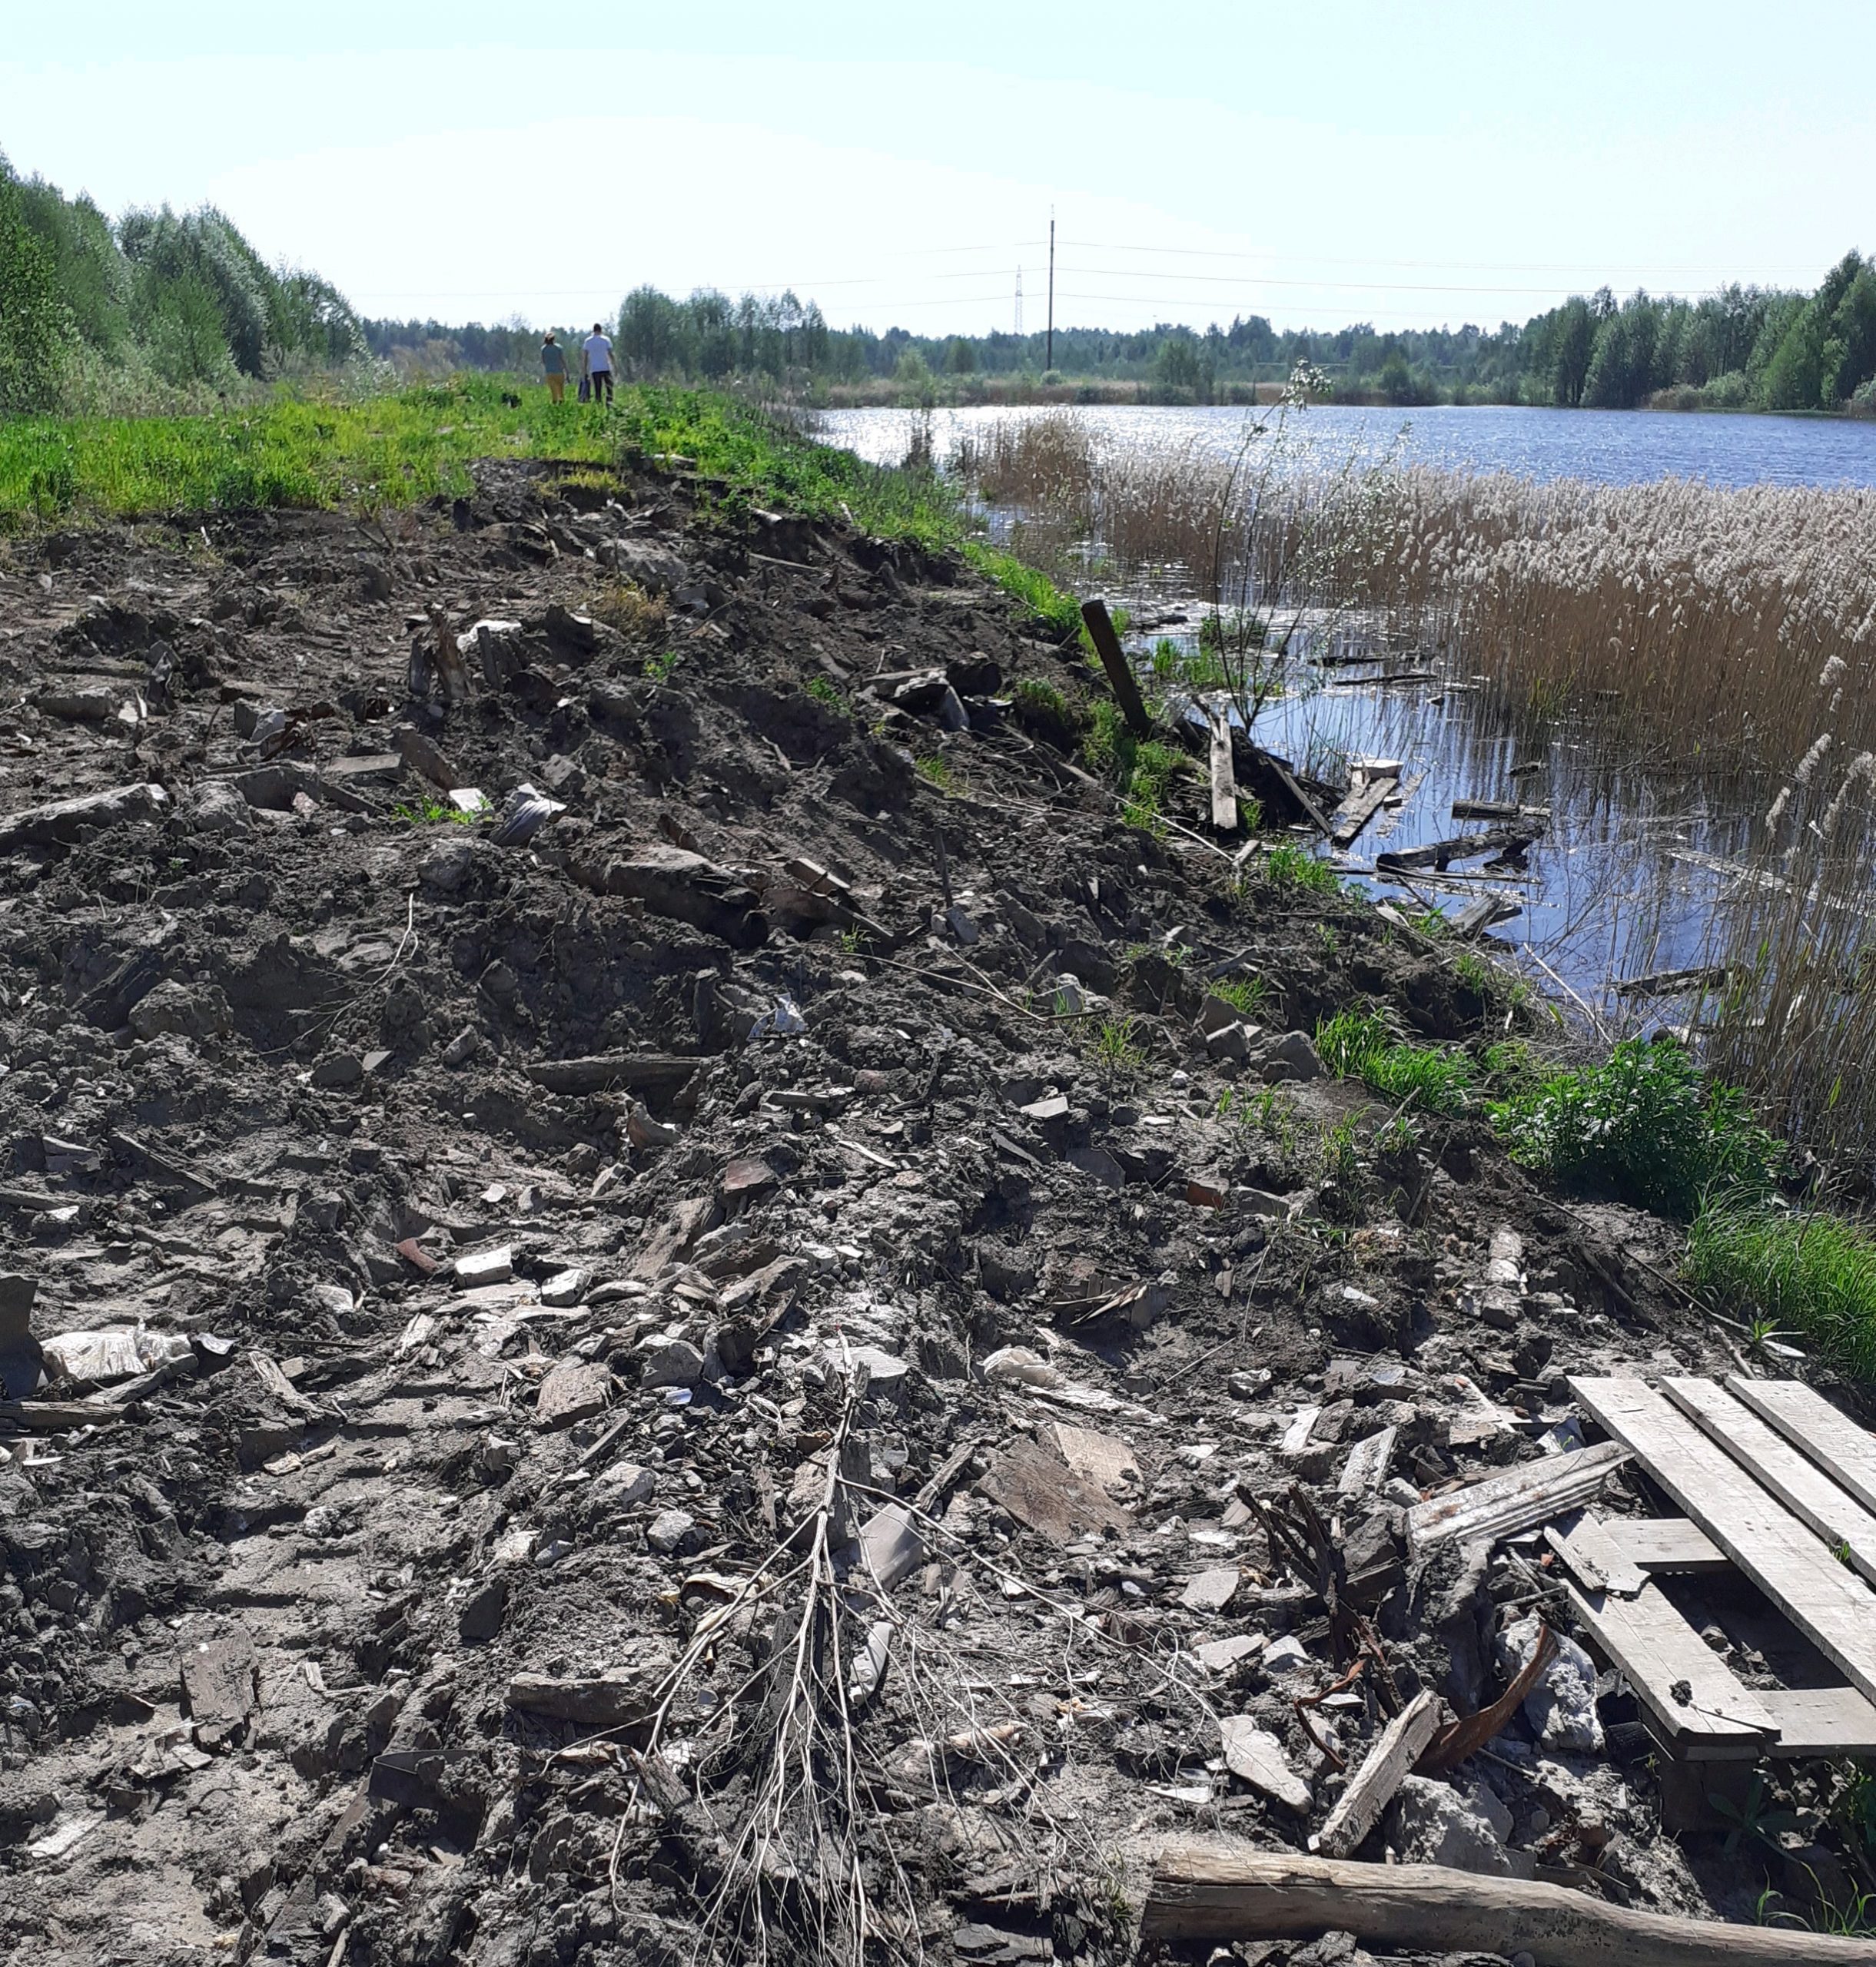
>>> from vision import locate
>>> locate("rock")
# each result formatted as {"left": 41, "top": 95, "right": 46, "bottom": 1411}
{"left": 1460, "top": 1776, "right": 1515, "bottom": 1843}
{"left": 441, "top": 1025, "right": 482, "bottom": 1067}
{"left": 420, "top": 839, "right": 477, "bottom": 894}
{"left": 128, "top": 977, "right": 231, "bottom": 1042}
{"left": 638, "top": 1338, "right": 704, "bottom": 1389}
{"left": 0, "top": 1273, "right": 42, "bottom": 1399}
{"left": 183, "top": 779, "right": 250, "bottom": 834}
{"left": 535, "top": 1358, "right": 612, "bottom": 1429}
{"left": 540, "top": 1267, "right": 587, "bottom": 1308}
{"left": 1388, "top": 1774, "right": 1514, "bottom": 1875}
{"left": 646, "top": 1508, "right": 696, "bottom": 1555}
{"left": 455, "top": 1245, "right": 513, "bottom": 1288}
{"left": 1194, "top": 1634, "right": 1264, "bottom": 1673}
{"left": 506, "top": 1668, "right": 661, "bottom": 1727}
{"left": 1219, "top": 1717, "right": 1311, "bottom": 1812}
{"left": 1205, "top": 1020, "right": 1257, "bottom": 1063}
{"left": 457, "top": 1577, "right": 508, "bottom": 1643}
{"left": 0, "top": 781, "right": 168, "bottom": 850}
{"left": 595, "top": 1461, "right": 656, "bottom": 1507}
{"left": 1180, "top": 1567, "right": 1240, "bottom": 1613}
{"left": 1496, "top": 1610, "right": 1603, "bottom": 1753}
{"left": 310, "top": 1052, "right": 364, "bottom": 1090}
{"left": 1259, "top": 1030, "right": 1324, "bottom": 1083}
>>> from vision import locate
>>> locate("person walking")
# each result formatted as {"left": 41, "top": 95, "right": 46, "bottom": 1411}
{"left": 583, "top": 321, "right": 615, "bottom": 405}
{"left": 540, "top": 331, "right": 567, "bottom": 403}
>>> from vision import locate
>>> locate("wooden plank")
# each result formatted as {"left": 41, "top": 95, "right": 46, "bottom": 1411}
{"left": 1452, "top": 894, "right": 1520, "bottom": 938}
{"left": 1545, "top": 1513, "right": 1649, "bottom": 1597}
{"left": 1623, "top": 1518, "right": 1729, "bottom": 1573}
{"left": 1079, "top": 599, "right": 1152, "bottom": 740}
{"left": 1563, "top": 1579, "right": 1775, "bottom": 1757}
{"left": 1336, "top": 1425, "right": 1398, "bottom": 1498}
{"left": 1404, "top": 1440, "right": 1628, "bottom": 1557}
{"left": 1327, "top": 775, "right": 1396, "bottom": 848}
{"left": 1376, "top": 823, "right": 1540, "bottom": 873}
{"left": 1573, "top": 1377, "right": 1876, "bottom": 1707}
{"left": 1139, "top": 1843, "right": 1876, "bottom": 1962}
{"left": 1207, "top": 708, "right": 1239, "bottom": 832}
{"left": 1664, "top": 1376, "right": 1876, "bottom": 1590}
{"left": 1615, "top": 964, "right": 1736, "bottom": 1000}
{"left": 1452, "top": 798, "right": 1551, "bottom": 823}
{"left": 1725, "top": 1376, "right": 1876, "bottom": 1521}
{"left": 1758, "top": 1686, "right": 1876, "bottom": 1756}
{"left": 1313, "top": 1690, "right": 1440, "bottom": 1859}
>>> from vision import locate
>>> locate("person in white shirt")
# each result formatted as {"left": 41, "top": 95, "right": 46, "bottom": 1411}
{"left": 582, "top": 323, "right": 615, "bottom": 405}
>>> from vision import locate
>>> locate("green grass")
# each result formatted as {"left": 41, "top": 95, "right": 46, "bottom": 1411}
{"left": 1265, "top": 842, "right": 1340, "bottom": 894}
{"left": 914, "top": 753, "right": 955, "bottom": 791}
{"left": 961, "top": 542, "right": 1083, "bottom": 637}
{"left": 1489, "top": 1035, "right": 1778, "bottom": 1220}
{"left": 1210, "top": 974, "right": 1270, "bottom": 1020}
{"left": 1091, "top": 1013, "right": 1145, "bottom": 1074}
{"left": 392, "top": 797, "right": 476, "bottom": 827}
{"left": 1686, "top": 1197, "right": 1876, "bottom": 1379}
{"left": 1082, "top": 698, "right": 1184, "bottom": 834}
{"left": 1316, "top": 1007, "right": 1473, "bottom": 1116}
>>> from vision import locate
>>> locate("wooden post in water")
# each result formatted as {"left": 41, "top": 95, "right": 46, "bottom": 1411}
{"left": 1079, "top": 599, "right": 1152, "bottom": 740}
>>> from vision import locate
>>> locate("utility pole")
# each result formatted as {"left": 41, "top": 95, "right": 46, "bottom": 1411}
{"left": 1014, "top": 269, "right": 1024, "bottom": 339}
{"left": 1045, "top": 211, "right": 1055, "bottom": 373}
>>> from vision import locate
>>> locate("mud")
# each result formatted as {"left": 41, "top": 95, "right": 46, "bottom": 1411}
{"left": 0, "top": 457, "right": 1818, "bottom": 1964}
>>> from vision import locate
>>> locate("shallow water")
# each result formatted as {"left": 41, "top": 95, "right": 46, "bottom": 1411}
{"left": 816, "top": 401, "right": 1876, "bottom": 490}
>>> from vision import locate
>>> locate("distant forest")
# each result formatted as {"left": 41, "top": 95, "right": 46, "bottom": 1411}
{"left": 364, "top": 260, "right": 1876, "bottom": 415}
{"left": 6, "top": 150, "right": 1876, "bottom": 418}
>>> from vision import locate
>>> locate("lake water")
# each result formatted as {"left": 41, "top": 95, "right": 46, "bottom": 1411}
{"left": 814, "top": 403, "right": 1861, "bottom": 1018}
{"left": 815, "top": 402, "right": 1876, "bottom": 490}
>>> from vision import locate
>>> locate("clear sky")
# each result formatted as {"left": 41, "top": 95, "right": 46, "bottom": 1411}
{"left": 4, "top": 2, "right": 1872, "bottom": 337}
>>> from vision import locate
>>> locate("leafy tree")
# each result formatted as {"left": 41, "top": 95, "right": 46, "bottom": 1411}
{"left": 0, "top": 159, "right": 68, "bottom": 412}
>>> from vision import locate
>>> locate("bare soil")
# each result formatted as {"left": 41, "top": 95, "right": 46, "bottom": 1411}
{"left": 0, "top": 457, "right": 1817, "bottom": 1965}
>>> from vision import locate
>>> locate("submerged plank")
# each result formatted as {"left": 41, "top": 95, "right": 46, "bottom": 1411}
{"left": 1328, "top": 775, "right": 1397, "bottom": 848}
{"left": 1725, "top": 1377, "right": 1876, "bottom": 1521}
{"left": 1573, "top": 1377, "right": 1876, "bottom": 1706}
{"left": 1663, "top": 1377, "right": 1876, "bottom": 1590}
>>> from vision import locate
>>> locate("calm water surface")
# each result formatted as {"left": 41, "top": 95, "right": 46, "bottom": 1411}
{"left": 816, "top": 402, "right": 1876, "bottom": 489}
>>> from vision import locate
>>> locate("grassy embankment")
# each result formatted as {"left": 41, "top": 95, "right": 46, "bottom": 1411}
{"left": 9, "top": 378, "right": 1876, "bottom": 1376}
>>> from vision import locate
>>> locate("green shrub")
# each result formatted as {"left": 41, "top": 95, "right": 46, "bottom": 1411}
{"left": 1490, "top": 1036, "right": 1778, "bottom": 1219}
{"left": 1686, "top": 1196, "right": 1876, "bottom": 1380}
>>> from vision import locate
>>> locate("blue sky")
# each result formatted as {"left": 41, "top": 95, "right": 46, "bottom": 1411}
{"left": 4, "top": 2, "right": 1871, "bottom": 334}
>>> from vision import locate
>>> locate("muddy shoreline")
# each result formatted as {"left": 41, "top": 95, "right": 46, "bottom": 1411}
{"left": 0, "top": 456, "right": 1841, "bottom": 1965}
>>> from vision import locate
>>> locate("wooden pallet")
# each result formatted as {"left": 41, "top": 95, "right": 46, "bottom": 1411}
{"left": 1559, "top": 1376, "right": 1876, "bottom": 1799}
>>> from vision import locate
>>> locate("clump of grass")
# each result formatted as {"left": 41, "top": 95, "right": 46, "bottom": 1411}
{"left": 1489, "top": 1035, "right": 1778, "bottom": 1220}
{"left": 393, "top": 797, "right": 476, "bottom": 827}
{"left": 1685, "top": 1197, "right": 1876, "bottom": 1380}
{"left": 1091, "top": 1013, "right": 1144, "bottom": 1075}
{"left": 1320, "top": 1116, "right": 1362, "bottom": 1186}
{"left": 1265, "top": 842, "right": 1339, "bottom": 894}
{"left": 914, "top": 753, "right": 955, "bottom": 791}
{"left": 1317, "top": 1007, "right": 1473, "bottom": 1116}
{"left": 805, "top": 675, "right": 848, "bottom": 713}
{"left": 1210, "top": 974, "right": 1270, "bottom": 1020}
{"left": 591, "top": 578, "right": 668, "bottom": 639}
{"left": 959, "top": 542, "right": 1081, "bottom": 638}
{"left": 1010, "top": 674, "right": 1081, "bottom": 748}
{"left": 642, "top": 646, "right": 684, "bottom": 681}
{"left": 1082, "top": 699, "right": 1184, "bottom": 832}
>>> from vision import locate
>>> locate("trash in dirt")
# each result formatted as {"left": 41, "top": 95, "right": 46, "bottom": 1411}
{"left": 41, "top": 1326, "right": 193, "bottom": 1385}
{"left": 490, "top": 781, "right": 566, "bottom": 846}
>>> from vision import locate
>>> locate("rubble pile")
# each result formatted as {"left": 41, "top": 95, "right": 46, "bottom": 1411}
{"left": 0, "top": 458, "right": 1830, "bottom": 1964}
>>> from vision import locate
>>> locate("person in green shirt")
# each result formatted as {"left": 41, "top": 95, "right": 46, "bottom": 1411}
{"left": 540, "top": 332, "right": 567, "bottom": 403}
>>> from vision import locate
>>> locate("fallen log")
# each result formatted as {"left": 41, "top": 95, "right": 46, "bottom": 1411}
{"left": 1615, "top": 964, "right": 1737, "bottom": 1000}
{"left": 523, "top": 1054, "right": 699, "bottom": 1099}
{"left": 1139, "top": 1845, "right": 1876, "bottom": 1962}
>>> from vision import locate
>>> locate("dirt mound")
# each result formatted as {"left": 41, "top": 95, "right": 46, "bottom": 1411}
{"left": 0, "top": 460, "right": 1773, "bottom": 1963}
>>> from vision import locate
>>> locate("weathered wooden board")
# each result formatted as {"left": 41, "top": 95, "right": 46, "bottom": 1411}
{"left": 1545, "top": 1513, "right": 1649, "bottom": 1597}
{"left": 1564, "top": 1579, "right": 1775, "bottom": 1758}
{"left": 1621, "top": 1517, "right": 1730, "bottom": 1574}
{"left": 1313, "top": 1690, "right": 1441, "bottom": 1859}
{"left": 1328, "top": 775, "right": 1397, "bottom": 848}
{"left": 1404, "top": 1440, "right": 1629, "bottom": 1557}
{"left": 1573, "top": 1377, "right": 1876, "bottom": 1707}
{"left": 1725, "top": 1376, "right": 1876, "bottom": 1521}
{"left": 1663, "top": 1377, "right": 1876, "bottom": 1590}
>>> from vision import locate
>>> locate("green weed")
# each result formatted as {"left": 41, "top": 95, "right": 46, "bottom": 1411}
{"left": 642, "top": 646, "right": 684, "bottom": 681}
{"left": 1321, "top": 1116, "right": 1362, "bottom": 1186}
{"left": 1091, "top": 1013, "right": 1144, "bottom": 1075}
{"left": 805, "top": 675, "right": 848, "bottom": 713}
{"left": 1210, "top": 974, "right": 1270, "bottom": 1020}
{"left": 915, "top": 753, "right": 955, "bottom": 791}
{"left": 1082, "top": 699, "right": 1183, "bottom": 832}
{"left": 393, "top": 797, "right": 476, "bottom": 827}
{"left": 960, "top": 542, "right": 1081, "bottom": 637}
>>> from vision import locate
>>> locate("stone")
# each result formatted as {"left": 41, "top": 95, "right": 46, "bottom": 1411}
{"left": 646, "top": 1508, "right": 696, "bottom": 1555}
{"left": 1388, "top": 1774, "right": 1514, "bottom": 1876}
{"left": 128, "top": 977, "right": 232, "bottom": 1042}
{"left": 506, "top": 1667, "right": 662, "bottom": 1727}
{"left": 595, "top": 1461, "right": 656, "bottom": 1507}
{"left": 1259, "top": 1030, "right": 1325, "bottom": 1083}
{"left": 1460, "top": 1775, "right": 1515, "bottom": 1844}
{"left": 310, "top": 1053, "right": 364, "bottom": 1090}
{"left": 454, "top": 1244, "right": 513, "bottom": 1288}
{"left": 1219, "top": 1717, "right": 1311, "bottom": 1812}
{"left": 183, "top": 779, "right": 250, "bottom": 834}
{"left": 639, "top": 1337, "right": 704, "bottom": 1389}
{"left": 457, "top": 1577, "right": 508, "bottom": 1642}
{"left": 1180, "top": 1567, "right": 1240, "bottom": 1613}
{"left": 1194, "top": 1634, "right": 1265, "bottom": 1673}
{"left": 1496, "top": 1610, "right": 1603, "bottom": 1753}
{"left": 1204, "top": 1020, "right": 1256, "bottom": 1063}
{"left": 1263, "top": 1636, "right": 1311, "bottom": 1673}
{"left": 540, "top": 1267, "right": 587, "bottom": 1308}
{"left": 420, "top": 839, "right": 477, "bottom": 894}
{"left": 535, "top": 1358, "right": 613, "bottom": 1429}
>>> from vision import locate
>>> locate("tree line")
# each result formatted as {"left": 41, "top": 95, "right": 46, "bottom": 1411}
{"left": 0, "top": 154, "right": 364, "bottom": 413}
{"left": 6, "top": 148, "right": 1875, "bottom": 418}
